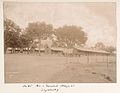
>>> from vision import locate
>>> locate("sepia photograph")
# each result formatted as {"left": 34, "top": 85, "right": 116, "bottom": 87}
{"left": 4, "top": 2, "right": 116, "bottom": 83}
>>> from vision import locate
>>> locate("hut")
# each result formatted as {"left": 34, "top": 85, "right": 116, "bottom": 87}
{"left": 6, "top": 47, "right": 13, "bottom": 53}
{"left": 73, "top": 47, "right": 110, "bottom": 63}
{"left": 51, "top": 47, "right": 63, "bottom": 55}
{"left": 34, "top": 48, "right": 45, "bottom": 54}
{"left": 63, "top": 48, "right": 74, "bottom": 56}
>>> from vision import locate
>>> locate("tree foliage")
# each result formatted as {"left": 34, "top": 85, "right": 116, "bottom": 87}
{"left": 94, "top": 42, "right": 106, "bottom": 50}
{"left": 25, "top": 22, "right": 53, "bottom": 55}
{"left": 20, "top": 34, "right": 32, "bottom": 48}
{"left": 105, "top": 46, "right": 116, "bottom": 53}
{"left": 4, "top": 19, "right": 88, "bottom": 54}
{"left": 4, "top": 18, "right": 22, "bottom": 52}
{"left": 25, "top": 22, "right": 53, "bottom": 40}
{"left": 94, "top": 42, "right": 116, "bottom": 53}
{"left": 55, "top": 25, "right": 88, "bottom": 48}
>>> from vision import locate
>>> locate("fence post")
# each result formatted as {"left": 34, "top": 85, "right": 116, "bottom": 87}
{"left": 87, "top": 52, "right": 89, "bottom": 64}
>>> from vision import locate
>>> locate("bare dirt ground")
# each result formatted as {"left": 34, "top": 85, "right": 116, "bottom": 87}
{"left": 4, "top": 54, "right": 116, "bottom": 83}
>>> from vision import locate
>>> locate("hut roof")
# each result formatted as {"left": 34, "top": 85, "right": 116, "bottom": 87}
{"left": 51, "top": 47, "right": 73, "bottom": 54}
{"left": 51, "top": 47, "right": 63, "bottom": 51}
{"left": 74, "top": 47, "right": 109, "bottom": 54}
{"left": 35, "top": 48, "right": 45, "bottom": 51}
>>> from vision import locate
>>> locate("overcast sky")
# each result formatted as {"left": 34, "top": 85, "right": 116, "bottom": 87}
{"left": 4, "top": 2, "right": 116, "bottom": 47}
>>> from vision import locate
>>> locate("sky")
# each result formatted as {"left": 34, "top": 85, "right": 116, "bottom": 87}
{"left": 4, "top": 2, "right": 116, "bottom": 47}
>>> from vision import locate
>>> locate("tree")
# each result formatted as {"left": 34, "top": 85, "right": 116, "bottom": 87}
{"left": 94, "top": 42, "right": 116, "bottom": 53}
{"left": 94, "top": 42, "right": 106, "bottom": 50}
{"left": 4, "top": 18, "right": 22, "bottom": 53}
{"left": 25, "top": 22, "right": 53, "bottom": 55}
{"left": 20, "top": 34, "right": 32, "bottom": 48}
{"left": 55, "top": 25, "right": 88, "bottom": 48}
{"left": 105, "top": 46, "right": 116, "bottom": 53}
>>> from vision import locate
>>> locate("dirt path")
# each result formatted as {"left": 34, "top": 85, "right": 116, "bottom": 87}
{"left": 48, "top": 61, "right": 116, "bottom": 83}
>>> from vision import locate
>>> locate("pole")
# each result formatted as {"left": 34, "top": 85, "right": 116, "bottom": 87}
{"left": 87, "top": 52, "right": 89, "bottom": 64}
{"left": 106, "top": 54, "right": 109, "bottom": 76}
{"left": 107, "top": 54, "right": 109, "bottom": 70}
{"left": 95, "top": 53, "right": 97, "bottom": 63}
{"left": 39, "top": 37, "right": 41, "bottom": 56}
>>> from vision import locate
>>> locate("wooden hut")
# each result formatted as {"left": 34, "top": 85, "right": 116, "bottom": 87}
{"left": 73, "top": 47, "right": 110, "bottom": 63}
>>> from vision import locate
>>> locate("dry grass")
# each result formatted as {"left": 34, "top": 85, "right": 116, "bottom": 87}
{"left": 4, "top": 54, "right": 116, "bottom": 83}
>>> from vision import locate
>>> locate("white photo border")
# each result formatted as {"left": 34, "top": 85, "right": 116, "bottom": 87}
{"left": 0, "top": 0, "right": 120, "bottom": 93}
